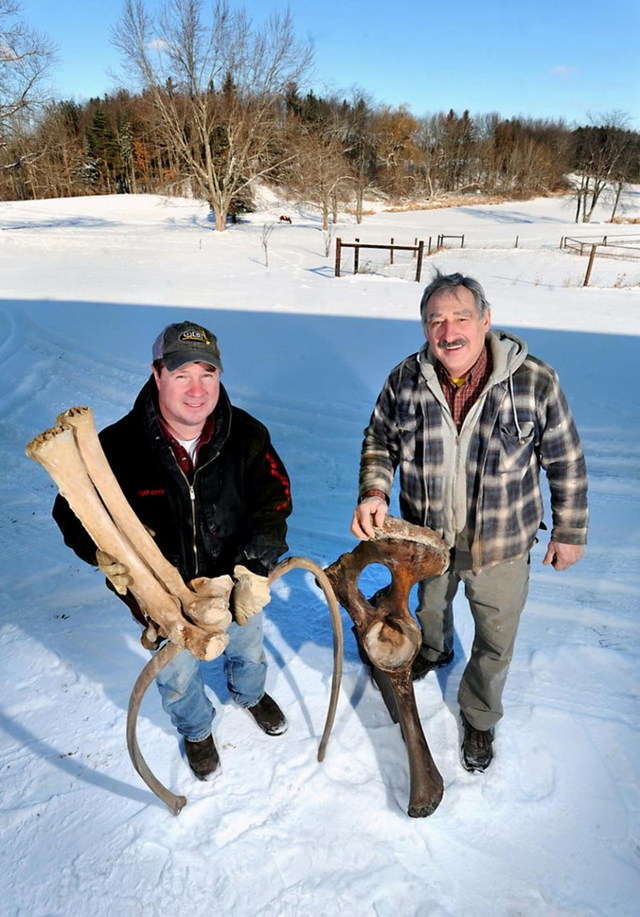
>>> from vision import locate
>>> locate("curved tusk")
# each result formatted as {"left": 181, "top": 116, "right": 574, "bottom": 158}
{"left": 268, "top": 556, "right": 343, "bottom": 762}
{"left": 127, "top": 556, "right": 344, "bottom": 814}
{"left": 126, "top": 641, "right": 187, "bottom": 815}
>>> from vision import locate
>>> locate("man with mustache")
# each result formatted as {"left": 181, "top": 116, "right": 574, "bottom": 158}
{"left": 351, "top": 271, "right": 588, "bottom": 772}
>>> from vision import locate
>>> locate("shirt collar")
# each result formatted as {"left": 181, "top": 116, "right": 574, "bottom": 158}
{"left": 436, "top": 342, "right": 488, "bottom": 386}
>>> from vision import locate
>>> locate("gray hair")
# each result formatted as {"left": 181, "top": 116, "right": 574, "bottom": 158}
{"left": 419, "top": 270, "right": 490, "bottom": 320}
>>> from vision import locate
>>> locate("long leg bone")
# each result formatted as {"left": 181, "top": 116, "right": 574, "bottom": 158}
{"left": 56, "top": 407, "right": 232, "bottom": 635}
{"left": 325, "top": 516, "right": 449, "bottom": 817}
{"left": 26, "top": 416, "right": 228, "bottom": 660}
{"left": 58, "top": 409, "right": 193, "bottom": 606}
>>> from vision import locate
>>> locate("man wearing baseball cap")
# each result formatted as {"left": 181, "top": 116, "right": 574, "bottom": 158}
{"left": 53, "top": 321, "right": 292, "bottom": 780}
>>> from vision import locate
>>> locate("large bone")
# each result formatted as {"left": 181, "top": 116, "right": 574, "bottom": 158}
{"left": 56, "top": 407, "right": 232, "bottom": 634}
{"left": 57, "top": 409, "right": 190, "bottom": 603}
{"left": 26, "top": 415, "right": 228, "bottom": 661}
{"left": 325, "top": 516, "right": 449, "bottom": 817}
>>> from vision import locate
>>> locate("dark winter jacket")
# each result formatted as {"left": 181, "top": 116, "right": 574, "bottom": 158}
{"left": 53, "top": 378, "right": 292, "bottom": 607}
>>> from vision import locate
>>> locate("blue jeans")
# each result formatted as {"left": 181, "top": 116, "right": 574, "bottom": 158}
{"left": 154, "top": 613, "right": 267, "bottom": 741}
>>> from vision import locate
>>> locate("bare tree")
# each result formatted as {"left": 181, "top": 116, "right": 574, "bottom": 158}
{"left": 0, "top": 1, "right": 56, "bottom": 132}
{"left": 571, "top": 112, "right": 632, "bottom": 223}
{"left": 339, "top": 91, "right": 377, "bottom": 223}
{"left": 285, "top": 129, "right": 352, "bottom": 230}
{"left": 323, "top": 223, "right": 335, "bottom": 257}
{"left": 369, "top": 105, "right": 422, "bottom": 199}
{"left": 607, "top": 129, "right": 640, "bottom": 222}
{"left": 112, "top": 0, "right": 312, "bottom": 230}
{"left": 415, "top": 114, "right": 444, "bottom": 199}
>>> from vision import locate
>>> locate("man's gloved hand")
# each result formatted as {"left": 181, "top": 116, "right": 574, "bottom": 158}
{"left": 232, "top": 564, "right": 271, "bottom": 626}
{"left": 96, "top": 549, "right": 133, "bottom": 595}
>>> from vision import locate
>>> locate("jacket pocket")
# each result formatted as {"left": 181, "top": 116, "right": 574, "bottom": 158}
{"left": 396, "top": 415, "right": 419, "bottom": 463}
{"left": 498, "top": 421, "right": 535, "bottom": 473}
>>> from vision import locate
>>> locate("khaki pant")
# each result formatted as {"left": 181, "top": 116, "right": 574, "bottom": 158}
{"left": 416, "top": 548, "right": 530, "bottom": 731}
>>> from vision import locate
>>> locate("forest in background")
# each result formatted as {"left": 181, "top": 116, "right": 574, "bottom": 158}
{"left": 1, "top": 0, "right": 639, "bottom": 228}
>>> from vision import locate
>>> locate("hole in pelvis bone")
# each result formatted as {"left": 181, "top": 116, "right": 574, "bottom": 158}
{"left": 357, "top": 562, "right": 392, "bottom": 604}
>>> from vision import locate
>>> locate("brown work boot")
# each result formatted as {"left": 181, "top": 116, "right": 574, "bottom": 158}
{"left": 460, "top": 712, "right": 494, "bottom": 772}
{"left": 184, "top": 734, "right": 219, "bottom": 780}
{"left": 246, "top": 693, "right": 287, "bottom": 735}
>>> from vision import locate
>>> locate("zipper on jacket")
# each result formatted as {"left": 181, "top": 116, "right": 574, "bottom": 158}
{"left": 188, "top": 482, "right": 198, "bottom": 574}
{"left": 452, "top": 431, "right": 463, "bottom": 534}
{"left": 168, "top": 442, "right": 221, "bottom": 580}
{"left": 183, "top": 458, "right": 219, "bottom": 579}
{"left": 169, "top": 459, "right": 200, "bottom": 578}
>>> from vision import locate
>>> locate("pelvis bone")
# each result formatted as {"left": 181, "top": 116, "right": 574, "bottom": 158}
{"left": 325, "top": 516, "right": 449, "bottom": 817}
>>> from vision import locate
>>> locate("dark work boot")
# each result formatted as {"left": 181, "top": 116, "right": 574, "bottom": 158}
{"left": 460, "top": 712, "right": 494, "bottom": 772}
{"left": 411, "top": 648, "right": 454, "bottom": 681}
{"left": 246, "top": 693, "right": 287, "bottom": 735}
{"left": 184, "top": 734, "right": 219, "bottom": 780}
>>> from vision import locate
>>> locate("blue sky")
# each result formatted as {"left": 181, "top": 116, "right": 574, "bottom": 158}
{"left": 21, "top": 0, "right": 640, "bottom": 127}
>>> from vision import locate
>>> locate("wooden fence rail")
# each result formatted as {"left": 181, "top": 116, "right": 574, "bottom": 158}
{"left": 559, "top": 234, "right": 640, "bottom": 285}
{"left": 436, "top": 234, "right": 465, "bottom": 250}
{"left": 335, "top": 238, "right": 425, "bottom": 282}
{"left": 561, "top": 235, "right": 640, "bottom": 257}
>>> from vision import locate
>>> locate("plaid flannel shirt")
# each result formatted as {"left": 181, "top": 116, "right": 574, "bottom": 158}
{"left": 359, "top": 330, "right": 588, "bottom": 572}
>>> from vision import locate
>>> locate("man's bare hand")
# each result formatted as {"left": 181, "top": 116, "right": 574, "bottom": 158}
{"left": 351, "top": 497, "right": 388, "bottom": 541}
{"left": 542, "top": 541, "right": 585, "bottom": 571}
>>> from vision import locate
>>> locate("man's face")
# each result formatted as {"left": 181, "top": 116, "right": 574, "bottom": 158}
{"left": 153, "top": 361, "right": 220, "bottom": 437}
{"left": 423, "top": 287, "right": 491, "bottom": 377}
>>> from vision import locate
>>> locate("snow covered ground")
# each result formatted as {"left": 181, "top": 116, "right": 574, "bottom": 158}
{"left": 1, "top": 188, "right": 639, "bottom": 917}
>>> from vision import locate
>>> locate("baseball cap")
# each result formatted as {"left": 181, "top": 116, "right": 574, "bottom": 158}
{"left": 152, "top": 321, "right": 223, "bottom": 372}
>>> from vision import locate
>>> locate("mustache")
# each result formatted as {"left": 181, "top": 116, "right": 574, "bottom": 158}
{"left": 437, "top": 338, "right": 469, "bottom": 350}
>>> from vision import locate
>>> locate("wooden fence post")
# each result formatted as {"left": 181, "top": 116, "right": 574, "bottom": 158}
{"left": 415, "top": 241, "right": 425, "bottom": 283}
{"left": 390, "top": 238, "right": 394, "bottom": 265}
{"left": 354, "top": 238, "right": 360, "bottom": 274}
{"left": 583, "top": 244, "right": 597, "bottom": 287}
{"left": 335, "top": 237, "right": 342, "bottom": 277}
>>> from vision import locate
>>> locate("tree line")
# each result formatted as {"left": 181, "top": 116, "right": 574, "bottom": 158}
{"left": 1, "top": 0, "right": 639, "bottom": 228}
